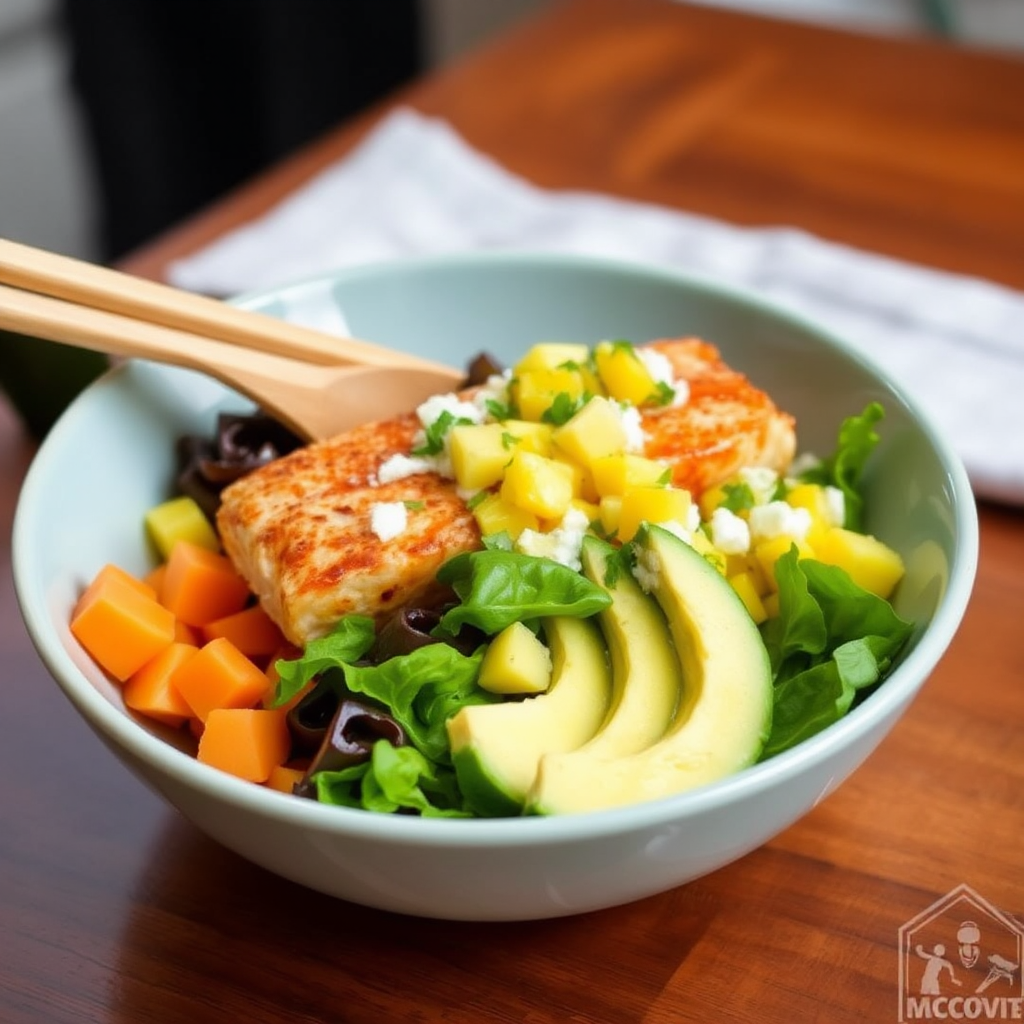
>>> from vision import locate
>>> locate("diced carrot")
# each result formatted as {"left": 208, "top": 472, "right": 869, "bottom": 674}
{"left": 170, "top": 636, "right": 271, "bottom": 722}
{"left": 73, "top": 563, "right": 156, "bottom": 619}
{"left": 202, "top": 604, "right": 285, "bottom": 659}
{"left": 144, "top": 563, "right": 167, "bottom": 602}
{"left": 197, "top": 708, "right": 291, "bottom": 783}
{"left": 123, "top": 642, "right": 198, "bottom": 726}
{"left": 71, "top": 570, "right": 175, "bottom": 681}
{"left": 174, "top": 620, "right": 203, "bottom": 645}
{"left": 265, "top": 764, "right": 305, "bottom": 794}
{"left": 161, "top": 540, "right": 251, "bottom": 627}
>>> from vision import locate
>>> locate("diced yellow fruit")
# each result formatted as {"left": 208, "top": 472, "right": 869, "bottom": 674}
{"left": 762, "top": 591, "right": 781, "bottom": 619}
{"left": 725, "top": 553, "right": 771, "bottom": 596}
{"left": 448, "top": 423, "right": 516, "bottom": 491}
{"left": 551, "top": 396, "right": 628, "bottom": 467}
{"left": 514, "top": 342, "right": 591, "bottom": 374}
{"left": 502, "top": 419, "right": 555, "bottom": 456}
{"left": 590, "top": 453, "right": 670, "bottom": 497}
{"left": 500, "top": 451, "right": 576, "bottom": 520}
{"left": 568, "top": 497, "right": 601, "bottom": 524}
{"left": 689, "top": 528, "right": 727, "bottom": 575}
{"left": 511, "top": 367, "right": 587, "bottom": 422}
{"left": 728, "top": 571, "right": 768, "bottom": 625}
{"left": 753, "top": 536, "right": 816, "bottom": 592}
{"left": 617, "top": 486, "right": 693, "bottom": 543}
{"left": 814, "top": 527, "right": 905, "bottom": 599}
{"left": 593, "top": 341, "right": 660, "bottom": 406}
{"left": 145, "top": 495, "right": 219, "bottom": 559}
{"left": 478, "top": 621, "right": 553, "bottom": 695}
{"left": 472, "top": 493, "right": 539, "bottom": 540}
{"left": 785, "top": 483, "right": 834, "bottom": 546}
{"left": 598, "top": 495, "right": 622, "bottom": 536}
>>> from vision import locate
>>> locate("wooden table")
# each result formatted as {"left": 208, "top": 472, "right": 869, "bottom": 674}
{"left": 3, "top": 2, "right": 1022, "bottom": 1021}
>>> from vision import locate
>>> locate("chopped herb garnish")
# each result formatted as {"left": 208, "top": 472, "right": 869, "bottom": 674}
{"left": 652, "top": 380, "right": 676, "bottom": 406}
{"left": 541, "top": 391, "right": 591, "bottom": 425}
{"left": 412, "top": 410, "right": 473, "bottom": 456}
{"left": 720, "top": 482, "right": 756, "bottom": 513}
{"left": 465, "top": 490, "right": 489, "bottom": 510}
{"left": 404, "top": 500, "right": 426, "bottom": 511}
{"left": 501, "top": 431, "right": 520, "bottom": 450}
{"left": 485, "top": 397, "right": 516, "bottom": 421}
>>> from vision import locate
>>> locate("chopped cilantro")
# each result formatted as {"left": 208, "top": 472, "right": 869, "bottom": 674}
{"left": 541, "top": 391, "right": 591, "bottom": 425}
{"left": 412, "top": 410, "right": 473, "bottom": 456}
{"left": 721, "top": 482, "right": 756, "bottom": 512}
{"left": 485, "top": 397, "right": 516, "bottom": 421}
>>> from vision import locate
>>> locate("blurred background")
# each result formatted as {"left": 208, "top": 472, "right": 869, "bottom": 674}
{"left": 2, "top": 0, "right": 1023, "bottom": 267}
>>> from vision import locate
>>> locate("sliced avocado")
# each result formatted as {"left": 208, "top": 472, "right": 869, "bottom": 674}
{"left": 446, "top": 615, "right": 611, "bottom": 817}
{"left": 572, "top": 534, "right": 681, "bottom": 758}
{"left": 528, "top": 524, "right": 772, "bottom": 815}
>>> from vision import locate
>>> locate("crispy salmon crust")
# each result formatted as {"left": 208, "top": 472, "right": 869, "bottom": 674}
{"left": 642, "top": 338, "right": 796, "bottom": 496}
{"left": 216, "top": 414, "right": 480, "bottom": 645}
{"left": 217, "top": 338, "right": 795, "bottom": 645}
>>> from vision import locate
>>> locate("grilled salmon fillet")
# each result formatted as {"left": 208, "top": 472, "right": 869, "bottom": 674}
{"left": 217, "top": 337, "right": 795, "bottom": 645}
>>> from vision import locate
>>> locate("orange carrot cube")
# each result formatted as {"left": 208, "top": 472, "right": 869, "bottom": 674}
{"left": 170, "top": 636, "right": 271, "bottom": 722}
{"left": 201, "top": 604, "right": 285, "bottom": 658}
{"left": 71, "top": 569, "right": 175, "bottom": 681}
{"left": 161, "top": 540, "right": 251, "bottom": 627}
{"left": 123, "top": 642, "right": 198, "bottom": 726}
{"left": 197, "top": 708, "right": 291, "bottom": 782}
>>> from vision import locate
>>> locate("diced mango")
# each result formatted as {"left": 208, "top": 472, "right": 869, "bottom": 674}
{"left": 449, "top": 423, "right": 516, "bottom": 491}
{"left": 814, "top": 527, "right": 905, "bottom": 599}
{"left": 590, "top": 453, "right": 670, "bottom": 497}
{"left": 598, "top": 495, "right": 622, "bottom": 536}
{"left": 478, "top": 621, "right": 553, "bottom": 695}
{"left": 594, "top": 340, "right": 659, "bottom": 406}
{"left": 503, "top": 419, "right": 555, "bottom": 456}
{"left": 145, "top": 495, "right": 220, "bottom": 559}
{"left": 753, "top": 536, "right": 816, "bottom": 592}
{"left": 689, "top": 528, "right": 727, "bottom": 575}
{"left": 551, "top": 396, "right": 628, "bottom": 467}
{"left": 514, "top": 342, "right": 590, "bottom": 373}
{"left": 728, "top": 571, "right": 768, "bottom": 625}
{"left": 617, "top": 486, "right": 693, "bottom": 543}
{"left": 785, "top": 483, "right": 836, "bottom": 547}
{"left": 472, "top": 492, "right": 540, "bottom": 540}
{"left": 511, "top": 367, "right": 587, "bottom": 422}
{"left": 762, "top": 591, "right": 781, "bottom": 619}
{"left": 500, "top": 451, "right": 576, "bottom": 520}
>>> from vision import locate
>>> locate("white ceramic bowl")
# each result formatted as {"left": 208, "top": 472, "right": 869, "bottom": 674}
{"left": 13, "top": 253, "right": 977, "bottom": 920}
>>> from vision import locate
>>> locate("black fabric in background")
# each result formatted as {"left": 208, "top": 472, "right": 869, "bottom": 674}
{"left": 59, "top": 0, "right": 424, "bottom": 263}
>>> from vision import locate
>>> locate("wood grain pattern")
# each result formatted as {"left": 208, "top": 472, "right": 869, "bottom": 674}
{"left": 3, "top": 1, "right": 1022, "bottom": 1021}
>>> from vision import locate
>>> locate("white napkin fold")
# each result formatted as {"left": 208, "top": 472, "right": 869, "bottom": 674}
{"left": 169, "top": 108, "right": 1024, "bottom": 505}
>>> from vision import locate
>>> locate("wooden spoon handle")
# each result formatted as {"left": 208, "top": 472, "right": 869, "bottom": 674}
{"left": 0, "top": 238, "right": 445, "bottom": 372}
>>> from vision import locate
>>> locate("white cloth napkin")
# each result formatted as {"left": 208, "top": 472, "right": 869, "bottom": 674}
{"left": 169, "top": 108, "right": 1024, "bottom": 505}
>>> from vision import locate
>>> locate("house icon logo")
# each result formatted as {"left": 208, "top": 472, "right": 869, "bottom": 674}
{"left": 899, "top": 884, "right": 1023, "bottom": 1021}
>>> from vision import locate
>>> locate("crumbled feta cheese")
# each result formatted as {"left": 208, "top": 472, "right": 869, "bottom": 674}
{"left": 632, "top": 547, "right": 662, "bottom": 593}
{"left": 748, "top": 501, "right": 812, "bottom": 543}
{"left": 615, "top": 402, "right": 648, "bottom": 452}
{"left": 824, "top": 485, "right": 845, "bottom": 527}
{"left": 637, "top": 347, "right": 688, "bottom": 408}
{"left": 710, "top": 506, "right": 751, "bottom": 554}
{"left": 739, "top": 466, "right": 779, "bottom": 505}
{"left": 515, "top": 507, "right": 590, "bottom": 571}
{"left": 416, "top": 392, "right": 484, "bottom": 429}
{"left": 370, "top": 501, "right": 407, "bottom": 542}
{"left": 637, "top": 347, "right": 675, "bottom": 388}
{"left": 377, "top": 453, "right": 437, "bottom": 483}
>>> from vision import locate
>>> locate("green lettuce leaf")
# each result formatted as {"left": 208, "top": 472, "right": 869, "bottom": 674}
{"left": 759, "top": 547, "right": 913, "bottom": 759}
{"left": 341, "top": 643, "right": 495, "bottom": 764}
{"left": 434, "top": 549, "right": 611, "bottom": 636}
{"left": 270, "top": 615, "right": 376, "bottom": 707}
{"left": 799, "top": 402, "right": 884, "bottom": 531}
{"left": 312, "top": 741, "right": 471, "bottom": 817}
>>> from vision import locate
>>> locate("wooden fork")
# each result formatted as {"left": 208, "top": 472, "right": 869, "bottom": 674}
{"left": 0, "top": 239, "right": 464, "bottom": 442}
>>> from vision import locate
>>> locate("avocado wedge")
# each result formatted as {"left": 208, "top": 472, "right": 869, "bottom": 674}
{"left": 447, "top": 615, "right": 612, "bottom": 817}
{"left": 528, "top": 524, "right": 772, "bottom": 815}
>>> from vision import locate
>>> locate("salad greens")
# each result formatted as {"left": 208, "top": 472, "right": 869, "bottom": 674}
{"left": 434, "top": 549, "right": 612, "bottom": 636}
{"left": 798, "top": 401, "right": 884, "bottom": 531}
{"left": 270, "top": 402, "right": 911, "bottom": 816}
{"left": 759, "top": 547, "right": 912, "bottom": 758}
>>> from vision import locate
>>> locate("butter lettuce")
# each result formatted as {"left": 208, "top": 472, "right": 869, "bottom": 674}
{"left": 759, "top": 546, "right": 913, "bottom": 758}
